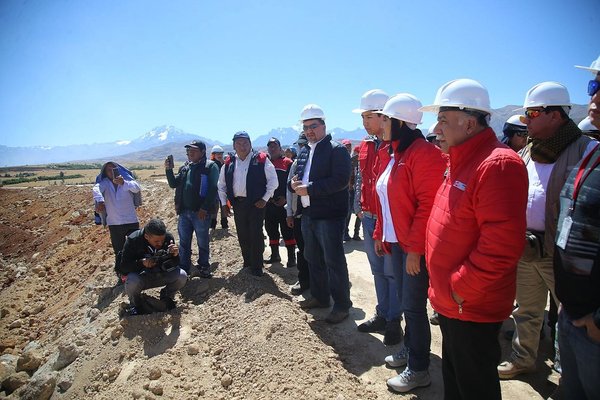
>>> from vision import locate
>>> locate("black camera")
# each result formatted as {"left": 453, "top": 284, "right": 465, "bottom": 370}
{"left": 148, "top": 249, "right": 178, "bottom": 272}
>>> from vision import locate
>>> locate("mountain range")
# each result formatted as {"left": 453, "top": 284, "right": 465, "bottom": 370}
{"left": 0, "top": 105, "right": 590, "bottom": 167}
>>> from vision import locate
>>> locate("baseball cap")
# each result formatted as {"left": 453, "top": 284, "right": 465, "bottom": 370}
{"left": 267, "top": 137, "right": 280, "bottom": 146}
{"left": 232, "top": 131, "right": 251, "bottom": 141}
{"left": 185, "top": 140, "right": 205, "bottom": 150}
{"left": 294, "top": 134, "right": 308, "bottom": 145}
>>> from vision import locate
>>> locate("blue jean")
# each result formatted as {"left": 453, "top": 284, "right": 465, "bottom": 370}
{"left": 178, "top": 209, "right": 211, "bottom": 272}
{"left": 391, "top": 243, "right": 430, "bottom": 371}
{"left": 558, "top": 310, "right": 600, "bottom": 399}
{"left": 301, "top": 215, "right": 352, "bottom": 312}
{"left": 125, "top": 267, "right": 188, "bottom": 306}
{"left": 362, "top": 215, "right": 401, "bottom": 321}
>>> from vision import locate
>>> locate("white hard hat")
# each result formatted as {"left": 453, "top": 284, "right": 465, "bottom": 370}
{"left": 506, "top": 114, "right": 527, "bottom": 127}
{"left": 522, "top": 81, "right": 571, "bottom": 109}
{"left": 211, "top": 145, "right": 224, "bottom": 153}
{"left": 427, "top": 122, "right": 438, "bottom": 138}
{"left": 300, "top": 104, "right": 326, "bottom": 122}
{"left": 375, "top": 93, "right": 423, "bottom": 126}
{"left": 352, "top": 89, "right": 390, "bottom": 113}
{"left": 575, "top": 55, "right": 600, "bottom": 74}
{"left": 578, "top": 116, "right": 599, "bottom": 133}
{"left": 420, "top": 78, "right": 492, "bottom": 115}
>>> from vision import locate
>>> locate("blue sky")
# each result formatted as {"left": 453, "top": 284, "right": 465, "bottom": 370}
{"left": 0, "top": 0, "right": 598, "bottom": 147}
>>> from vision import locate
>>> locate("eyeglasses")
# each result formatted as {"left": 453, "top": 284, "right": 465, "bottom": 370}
{"left": 588, "top": 80, "right": 600, "bottom": 97}
{"left": 302, "top": 123, "right": 321, "bottom": 132}
{"left": 524, "top": 109, "right": 545, "bottom": 119}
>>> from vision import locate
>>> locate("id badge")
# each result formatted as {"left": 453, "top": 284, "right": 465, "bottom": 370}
{"left": 556, "top": 216, "right": 573, "bottom": 250}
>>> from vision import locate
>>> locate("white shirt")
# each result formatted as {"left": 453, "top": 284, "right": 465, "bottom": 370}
{"left": 375, "top": 157, "right": 397, "bottom": 243}
{"left": 92, "top": 178, "right": 140, "bottom": 226}
{"left": 526, "top": 140, "right": 598, "bottom": 231}
{"left": 217, "top": 153, "right": 278, "bottom": 205}
{"left": 300, "top": 137, "right": 325, "bottom": 208}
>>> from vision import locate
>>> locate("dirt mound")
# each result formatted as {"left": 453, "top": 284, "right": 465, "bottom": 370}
{"left": 0, "top": 183, "right": 375, "bottom": 399}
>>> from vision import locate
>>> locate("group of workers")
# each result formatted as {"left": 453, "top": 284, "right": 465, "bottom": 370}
{"left": 92, "top": 54, "right": 600, "bottom": 399}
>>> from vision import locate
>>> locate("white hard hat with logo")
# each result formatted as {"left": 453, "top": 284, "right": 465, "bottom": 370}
{"left": 211, "top": 145, "right": 224, "bottom": 153}
{"left": 522, "top": 81, "right": 571, "bottom": 109}
{"left": 419, "top": 78, "right": 492, "bottom": 115}
{"left": 375, "top": 93, "right": 423, "bottom": 128}
{"left": 578, "top": 116, "right": 599, "bottom": 133}
{"left": 575, "top": 55, "right": 600, "bottom": 74}
{"left": 352, "top": 89, "right": 390, "bottom": 113}
{"left": 300, "top": 104, "right": 326, "bottom": 122}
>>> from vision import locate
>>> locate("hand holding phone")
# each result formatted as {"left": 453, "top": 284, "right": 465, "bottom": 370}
{"left": 165, "top": 155, "right": 174, "bottom": 169}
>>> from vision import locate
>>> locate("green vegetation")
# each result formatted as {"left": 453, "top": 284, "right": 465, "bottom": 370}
{"left": 1, "top": 173, "right": 84, "bottom": 185}
{"left": 47, "top": 163, "right": 102, "bottom": 170}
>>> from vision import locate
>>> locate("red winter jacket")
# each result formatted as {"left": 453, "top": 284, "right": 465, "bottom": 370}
{"left": 426, "top": 128, "right": 528, "bottom": 323}
{"left": 374, "top": 139, "right": 446, "bottom": 255}
{"left": 357, "top": 138, "right": 381, "bottom": 214}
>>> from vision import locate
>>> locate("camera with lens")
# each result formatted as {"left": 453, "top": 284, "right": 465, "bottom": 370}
{"left": 148, "top": 249, "right": 178, "bottom": 272}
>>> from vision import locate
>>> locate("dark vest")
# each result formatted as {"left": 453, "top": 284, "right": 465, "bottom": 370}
{"left": 173, "top": 158, "right": 214, "bottom": 214}
{"left": 224, "top": 151, "right": 268, "bottom": 203}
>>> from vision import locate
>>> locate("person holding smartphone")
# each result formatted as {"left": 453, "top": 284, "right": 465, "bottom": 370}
{"left": 92, "top": 161, "right": 142, "bottom": 279}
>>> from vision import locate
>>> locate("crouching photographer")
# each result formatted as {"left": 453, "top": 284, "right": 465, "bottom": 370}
{"left": 117, "top": 218, "right": 187, "bottom": 316}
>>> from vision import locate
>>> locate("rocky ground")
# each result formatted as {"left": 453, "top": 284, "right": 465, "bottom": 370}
{"left": 0, "top": 181, "right": 561, "bottom": 399}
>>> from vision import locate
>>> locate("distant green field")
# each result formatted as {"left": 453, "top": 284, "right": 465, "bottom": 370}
{"left": 0, "top": 161, "right": 165, "bottom": 187}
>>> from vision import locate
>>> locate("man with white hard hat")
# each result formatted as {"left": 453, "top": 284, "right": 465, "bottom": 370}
{"left": 498, "top": 81, "right": 598, "bottom": 380}
{"left": 290, "top": 104, "right": 353, "bottom": 324}
{"left": 551, "top": 56, "right": 600, "bottom": 399}
{"left": 421, "top": 78, "right": 528, "bottom": 399}
{"left": 501, "top": 115, "right": 528, "bottom": 152}
{"left": 351, "top": 89, "right": 404, "bottom": 345}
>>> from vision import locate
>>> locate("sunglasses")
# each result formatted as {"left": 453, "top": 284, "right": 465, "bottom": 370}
{"left": 524, "top": 109, "right": 545, "bottom": 119}
{"left": 588, "top": 80, "right": 600, "bottom": 97}
{"left": 302, "top": 123, "right": 321, "bottom": 132}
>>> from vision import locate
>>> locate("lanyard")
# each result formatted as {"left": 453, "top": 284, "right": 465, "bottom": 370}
{"left": 571, "top": 144, "right": 600, "bottom": 208}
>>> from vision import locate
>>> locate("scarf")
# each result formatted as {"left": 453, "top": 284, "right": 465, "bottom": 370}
{"left": 529, "top": 119, "right": 582, "bottom": 163}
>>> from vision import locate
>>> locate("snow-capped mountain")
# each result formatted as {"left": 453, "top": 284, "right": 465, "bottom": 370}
{"left": 128, "top": 125, "right": 202, "bottom": 149}
{"left": 0, "top": 126, "right": 222, "bottom": 167}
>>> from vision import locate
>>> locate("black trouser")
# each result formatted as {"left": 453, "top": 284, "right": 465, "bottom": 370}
{"left": 264, "top": 203, "right": 295, "bottom": 247}
{"left": 438, "top": 314, "right": 502, "bottom": 400}
{"left": 293, "top": 216, "right": 309, "bottom": 288}
{"left": 108, "top": 223, "right": 140, "bottom": 258}
{"left": 232, "top": 197, "right": 266, "bottom": 270}
{"left": 210, "top": 199, "right": 228, "bottom": 229}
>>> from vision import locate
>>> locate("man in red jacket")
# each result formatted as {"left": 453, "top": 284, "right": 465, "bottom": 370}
{"left": 421, "top": 79, "right": 528, "bottom": 400}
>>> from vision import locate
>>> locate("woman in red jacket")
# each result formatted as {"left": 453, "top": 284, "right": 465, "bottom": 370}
{"left": 373, "top": 93, "right": 447, "bottom": 393}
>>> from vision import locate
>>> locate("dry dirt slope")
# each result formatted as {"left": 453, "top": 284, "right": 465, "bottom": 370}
{"left": 0, "top": 182, "right": 376, "bottom": 400}
{"left": 0, "top": 181, "right": 561, "bottom": 400}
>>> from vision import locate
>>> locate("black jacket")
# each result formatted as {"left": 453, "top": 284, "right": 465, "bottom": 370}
{"left": 290, "top": 134, "right": 350, "bottom": 220}
{"left": 117, "top": 229, "right": 180, "bottom": 275}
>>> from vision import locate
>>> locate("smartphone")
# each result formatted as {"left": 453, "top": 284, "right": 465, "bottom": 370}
{"left": 166, "top": 155, "right": 174, "bottom": 169}
{"left": 112, "top": 167, "right": 120, "bottom": 178}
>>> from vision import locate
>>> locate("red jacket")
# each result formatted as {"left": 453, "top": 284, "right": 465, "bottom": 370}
{"left": 357, "top": 138, "right": 380, "bottom": 214}
{"left": 373, "top": 138, "right": 446, "bottom": 254}
{"left": 426, "top": 128, "right": 528, "bottom": 322}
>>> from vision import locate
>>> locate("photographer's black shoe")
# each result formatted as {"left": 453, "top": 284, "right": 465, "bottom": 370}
{"left": 198, "top": 266, "right": 213, "bottom": 279}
